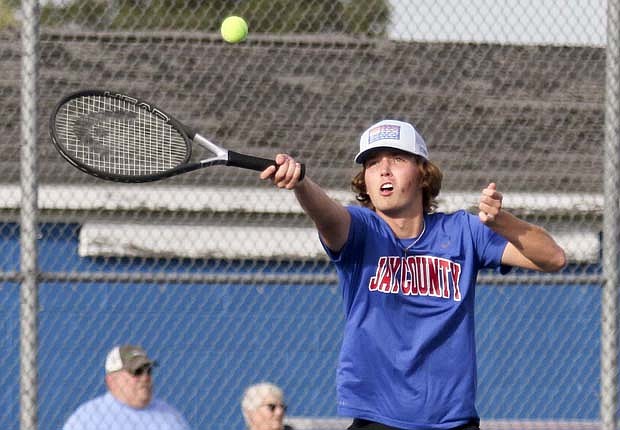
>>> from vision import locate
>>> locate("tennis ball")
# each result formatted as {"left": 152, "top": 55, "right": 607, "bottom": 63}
{"left": 220, "top": 16, "right": 248, "bottom": 44}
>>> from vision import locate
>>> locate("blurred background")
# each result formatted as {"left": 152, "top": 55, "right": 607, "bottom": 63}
{"left": 0, "top": 1, "right": 611, "bottom": 429}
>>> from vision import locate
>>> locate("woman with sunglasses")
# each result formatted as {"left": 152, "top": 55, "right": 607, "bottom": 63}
{"left": 241, "top": 382, "right": 293, "bottom": 430}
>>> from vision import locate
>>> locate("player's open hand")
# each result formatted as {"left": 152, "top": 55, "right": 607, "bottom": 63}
{"left": 260, "top": 154, "right": 304, "bottom": 189}
{"left": 478, "top": 182, "right": 502, "bottom": 224}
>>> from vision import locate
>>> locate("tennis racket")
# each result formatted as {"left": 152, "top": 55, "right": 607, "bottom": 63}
{"left": 49, "top": 89, "right": 305, "bottom": 183}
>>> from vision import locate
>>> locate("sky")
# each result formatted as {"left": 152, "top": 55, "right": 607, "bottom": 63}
{"left": 389, "top": 0, "right": 607, "bottom": 46}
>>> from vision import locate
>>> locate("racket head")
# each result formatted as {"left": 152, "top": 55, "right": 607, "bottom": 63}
{"left": 49, "top": 89, "right": 195, "bottom": 183}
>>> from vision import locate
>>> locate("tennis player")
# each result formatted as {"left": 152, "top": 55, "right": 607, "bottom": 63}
{"left": 260, "top": 119, "right": 566, "bottom": 430}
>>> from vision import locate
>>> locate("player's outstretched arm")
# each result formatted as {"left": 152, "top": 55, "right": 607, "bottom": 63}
{"left": 260, "top": 154, "right": 351, "bottom": 252}
{"left": 478, "top": 183, "right": 566, "bottom": 272}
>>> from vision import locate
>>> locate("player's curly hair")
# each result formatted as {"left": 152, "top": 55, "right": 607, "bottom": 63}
{"left": 352, "top": 156, "right": 443, "bottom": 213}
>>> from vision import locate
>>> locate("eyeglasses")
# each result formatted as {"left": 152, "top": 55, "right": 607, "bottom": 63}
{"left": 262, "top": 403, "right": 287, "bottom": 413}
{"left": 129, "top": 365, "right": 153, "bottom": 377}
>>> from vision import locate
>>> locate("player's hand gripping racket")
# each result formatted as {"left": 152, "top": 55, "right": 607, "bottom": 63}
{"left": 49, "top": 89, "right": 305, "bottom": 183}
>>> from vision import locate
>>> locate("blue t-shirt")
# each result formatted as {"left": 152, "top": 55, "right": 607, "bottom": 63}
{"left": 62, "top": 392, "right": 191, "bottom": 430}
{"left": 322, "top": 206, "right": 508, "bottom": 430}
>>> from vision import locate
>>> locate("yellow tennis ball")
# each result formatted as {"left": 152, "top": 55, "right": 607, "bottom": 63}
{"left": 220, "top": 16, "right": 248, "bottom": 44}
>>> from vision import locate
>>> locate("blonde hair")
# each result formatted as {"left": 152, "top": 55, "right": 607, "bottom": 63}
{"left": 241, "top": 382, "right": 284, "bottom": 424}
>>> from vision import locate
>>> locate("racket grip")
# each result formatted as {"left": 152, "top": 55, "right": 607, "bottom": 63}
{"left": 227, "top": 151, "right": 306, "bottom": 181}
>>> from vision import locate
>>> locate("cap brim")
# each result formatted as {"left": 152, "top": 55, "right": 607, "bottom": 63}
{"left": 355, "top": 146, "right": 388, "bottom": 164}
{"left": 125, "top": 357, "right": 156, "bottom": 372}
{"left": 355, "top": 146, "right": 421, "bottom": 164}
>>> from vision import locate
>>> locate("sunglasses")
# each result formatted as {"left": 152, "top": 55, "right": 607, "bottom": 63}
{"left": 129, "top": 365, "right": 153, "bottom": 377}
{"left": 263, "top": 403, "right": 287, "bottom": 413}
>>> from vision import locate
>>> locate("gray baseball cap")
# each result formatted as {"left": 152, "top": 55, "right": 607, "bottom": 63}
{"left": 355, "top": 119, "right": 429, "bottom": 164}
{"left": 105, "top": 345, "right": 155, "bottom": 374}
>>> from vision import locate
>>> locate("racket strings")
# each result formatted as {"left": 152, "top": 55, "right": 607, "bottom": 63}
{"left": 55, "top": 95, "right": 189, "bottom": 176}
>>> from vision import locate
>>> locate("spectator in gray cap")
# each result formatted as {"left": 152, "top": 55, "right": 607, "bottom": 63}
{"left": 241, "top": 382, "right": 294, "bottom": 430}
{"left": 62, "top": 344, "right": 191, "bottom": 430}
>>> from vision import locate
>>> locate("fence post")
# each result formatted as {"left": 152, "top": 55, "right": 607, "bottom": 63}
{"left": 603, "top": 0, "right": 620, "bottom": 429}
{"left": 19, "top": 1, "right": 40, "bottom": 429}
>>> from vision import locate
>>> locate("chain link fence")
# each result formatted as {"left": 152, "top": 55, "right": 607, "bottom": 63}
{"left": 0, "top": 0, "right": 615, "bottom": 429}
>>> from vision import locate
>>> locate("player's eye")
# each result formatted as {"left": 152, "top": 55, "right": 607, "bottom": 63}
{"left": 365, "top": 157, "right": 379, "bottom": 168}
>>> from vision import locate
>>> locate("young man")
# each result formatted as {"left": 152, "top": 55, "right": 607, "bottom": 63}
{"left": 260, "top": 119, "right": 566, "bottom": 430}
{"left": 63, "top": 345, "right": 191, "bottom": 430}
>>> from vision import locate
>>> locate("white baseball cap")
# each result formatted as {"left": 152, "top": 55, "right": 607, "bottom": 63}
{"left": 355, "top": 119, "right": 429, "bottom": 164}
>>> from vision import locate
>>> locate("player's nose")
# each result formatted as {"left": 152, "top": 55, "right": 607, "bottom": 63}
{"left": 378, "top": 157, "right": 392, "bottom": 174}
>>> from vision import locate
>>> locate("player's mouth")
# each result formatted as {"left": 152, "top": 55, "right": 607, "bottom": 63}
{"left": 380, "top": 182, "right": 394, "bottom": 196}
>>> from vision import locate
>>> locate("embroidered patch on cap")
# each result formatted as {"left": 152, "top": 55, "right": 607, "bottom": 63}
{"left": 368, "top": 125, "right": 400, "bottom": 144}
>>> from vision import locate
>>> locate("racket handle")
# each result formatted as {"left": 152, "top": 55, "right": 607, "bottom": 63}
{"left": 227, "top": 151, "right": 306, "bottom": 181}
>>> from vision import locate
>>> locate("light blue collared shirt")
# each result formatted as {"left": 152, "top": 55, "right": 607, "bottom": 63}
{"left": 63, "top": 392, "right": 191, "bottom": 430}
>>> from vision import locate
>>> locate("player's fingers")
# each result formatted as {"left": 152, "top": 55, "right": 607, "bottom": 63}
{"left": 479, "top": 183, "right": 502, "bottom": 224}
{"left": 273, "top": 156, "right": 297, "bottom": 188}
{"left": 285, "top": 163, "right": 304, "bottom": 189}
{"left": 481, "top": 183, "right": 502, "bottom": 201}
{"left": 262, "top": 154, "right": 287, "bottom": 180}
{"left": 261, "top": 154, "right": 292, "bottom": 186}
{"left": 480, "top": 188, "right": 502, "bottom": 211}
{"left": 260, "top": 164, "right": 277, "bottom": 180}
{"left": 479, "top": 198, "right": 501, "bottom": 215}
{"left": 479, "top": 194, "right": 500, "bottom": 209}
{"left": 479, "top": 192, "right": 498, "bottom": 217}
{"left": 280, "top": 158, "right": 296, "bottom": 188}
{"left": 284, "top": 156, "right": 297, "bottom": 178}
{"left": 478, "top": 211, "right": 495, "bottom": 224}
{"left": 481, "top": 187, "right": 499, "bottom": 199}
{"left": 274, "top": 153, "right": 290, "bottom": 165}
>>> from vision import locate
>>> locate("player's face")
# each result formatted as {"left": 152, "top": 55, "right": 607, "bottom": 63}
{"left": 363, "top": 149, "right": 423, "bottom": 217}
{"left": 247, "top": 394, "right": 286, "bottom": 430}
